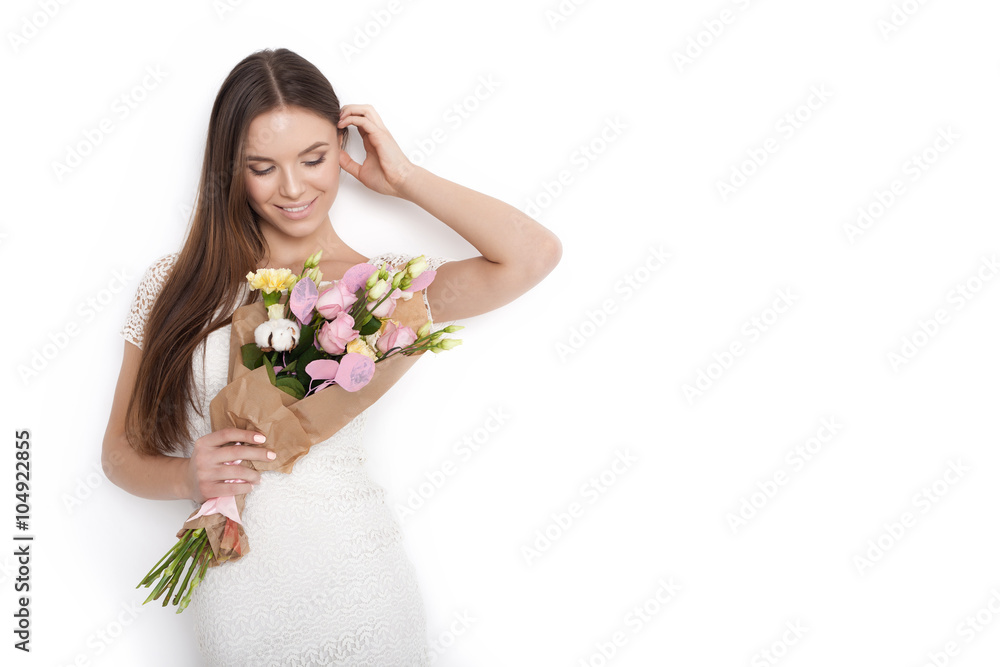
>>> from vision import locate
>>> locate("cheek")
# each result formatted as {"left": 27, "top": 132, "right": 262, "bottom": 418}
{"left": 244, "top": 175, "right": 272, "bottom": 205}
{"left": 314, "top": 160, "right": 340, "bottom": 189}
{"left": 318, "top": 145, "right": 342, "bottom": 185}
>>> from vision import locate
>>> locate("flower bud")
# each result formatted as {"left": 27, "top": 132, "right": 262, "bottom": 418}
{"left": 365, "top": 271, "right": 380, "bottom": 290}
{"left": 368, "top": 279, "right": 388, "bottom": 300}
{"left": 406, "top": 255, "right": 428, "bottom": 277}
{"left": 267, "top": 304, "right": 286, "bottom": 321}
{"left": 304, "top": 250, "right": 323, "bottom": 269}
{"left": 416, "top": 321, "right": 432, "bottom": 339}
{"left": 305, "top": 267, "right": 323, "bottom": 284}
{"left": 442, "top": 325, "right": 464, "bottom": 333}
{"left": 438, "top": 338, "right": 462, "bottom": 350}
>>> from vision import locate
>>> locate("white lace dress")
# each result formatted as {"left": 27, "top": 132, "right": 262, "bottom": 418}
{"left": 120, "top": 251, "right": 452, "bottom": 666}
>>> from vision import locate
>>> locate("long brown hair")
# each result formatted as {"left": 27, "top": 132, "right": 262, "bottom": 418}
{"left": 125, "top": 48, "right": 347, "bottom": 456}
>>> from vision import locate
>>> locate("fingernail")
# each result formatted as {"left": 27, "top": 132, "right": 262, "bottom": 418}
{"left": 267, "top": 451, "right": 276, "bottom": 460}
{"left": 254, "top": 434, "right": 266, "bottom": 443}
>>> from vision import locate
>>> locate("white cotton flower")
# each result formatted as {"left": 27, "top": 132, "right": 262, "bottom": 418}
{"left": 254, "top": 318, "right": 301, "bottom": 352}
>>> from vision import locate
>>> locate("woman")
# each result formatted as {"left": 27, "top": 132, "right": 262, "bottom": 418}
{"left": 102, "top": 47, "right": 560, "bottom": 665}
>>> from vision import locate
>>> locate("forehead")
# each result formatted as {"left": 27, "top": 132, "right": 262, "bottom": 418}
{"left": 246, "top": 106, "right": 336, "bottom": 154}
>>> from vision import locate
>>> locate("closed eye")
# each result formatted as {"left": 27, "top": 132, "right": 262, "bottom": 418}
{"left": 249, "top": 155, "right": 327, "bottom": 177}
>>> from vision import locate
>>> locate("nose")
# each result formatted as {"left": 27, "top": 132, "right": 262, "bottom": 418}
{"left": 278, "top": 166, "right": 306, "bottom": 201}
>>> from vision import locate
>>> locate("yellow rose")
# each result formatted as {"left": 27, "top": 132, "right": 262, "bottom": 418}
{"left": 346, "top": 337, "right": 378, "bottom": 361}
{"left": 378, "top": 318, "right": 401, "bottom": 335}
{"left": 246, "top": 268, "right": 296, "bottom": 294}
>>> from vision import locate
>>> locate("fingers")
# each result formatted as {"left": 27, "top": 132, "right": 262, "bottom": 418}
{"left": 199, "top": 479, "right": 256, "bottom": 500}
{"left": 338, "top": 104, "right": 390, "bottom": 139}
{"left": 338, "top": 113, "right": 382, "bottom": 139}
{"left": 188, "top": 428, "right": 278, "bottom": 503}
{"left": 339, "top": 150, "right": 361, "bottom": 180}
{"left": 199, "top": 428, "right": 273, "bottom": 459}
{"left": 204, "top": 427, "right": 267, "bottom": 448}
{"left": 340, "top": 104, "right": 383, "bottom": 127}
{"left": 194, "top": 453, "right": 263, "bottom": 501}
{"left": 218, "top": 441, "right": 276, "bottom": 462}
{"left": 193, "top": 428, "right": 275, "bottom": 473}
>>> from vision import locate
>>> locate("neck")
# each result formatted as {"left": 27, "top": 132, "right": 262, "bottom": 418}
{"left": 258, "top": 214, "right": 350, "bottom": 271}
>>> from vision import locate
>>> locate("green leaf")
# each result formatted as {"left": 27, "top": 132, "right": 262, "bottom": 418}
{"left": 262, "top": 354, "right": 276, "bottom": 386}
{"left": 295, "top": 346, "right": 322, "bottom": 389}
{"left": 283, "top": 359, "right": 297, "bottom": 373}
{"left": 290, "top": 324, "right": 314, "bottom": 357}
{"left": 241, "top": 343, "right": 263, "bottom": 370}
{"left": 359, "top": 316, "right": 382, "bottom": 336}
{"left": 263, "top": 291, "right": 281, "bottom": 308}
{"left": 275, "top": 376, "right": 305, "bottom": 400}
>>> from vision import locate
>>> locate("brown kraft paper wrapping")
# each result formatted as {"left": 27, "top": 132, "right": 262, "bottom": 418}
{"left": 177, "top": 285, "right": 434, "bottom": 566}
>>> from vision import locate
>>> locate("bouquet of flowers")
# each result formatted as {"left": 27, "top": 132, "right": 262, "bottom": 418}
{"left": 136, "top": 251, "right": 462, "bottom": 612}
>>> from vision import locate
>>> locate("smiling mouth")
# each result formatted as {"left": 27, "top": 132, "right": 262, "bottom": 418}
{"left": 277, "top": 199, "right": 315, "bottom": 212}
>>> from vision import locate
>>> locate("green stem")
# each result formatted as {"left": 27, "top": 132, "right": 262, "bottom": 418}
{"left": 376, "top": 342, "right": 436, "bottom": 363}
{"left": 177, "top": 549, "right": 213, "bottom": 613}
{"left": 140, "top": 529, "right": 196, "bottom": 599}
{"left": 146, "top": 529, "right": 202, "bottom": 604}
{"left": 171, "top": 539, "right": 205, "bottom": 605}
{"left": 137, "top": 534, "right": 186, "bottom": 588}
{"left": 353, "top": 284, "right": 395, "bottom": 330}
{"left": 160, "top": 533, "right": 202, "bottom": 607}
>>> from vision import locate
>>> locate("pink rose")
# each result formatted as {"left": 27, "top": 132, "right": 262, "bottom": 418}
{"left": 367, "top": 287, "right": 403, "bottom": 318}
{"left": 316, "top": 312, "right": 359, "bottom": 354}
{"left": 316, "top": 281, "right": 358, "bottom": 319}
{"left": 376, "top": 320, "right": 418, "bottom": 354}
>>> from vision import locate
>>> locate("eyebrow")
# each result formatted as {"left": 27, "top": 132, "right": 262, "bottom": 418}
{"left": 246, "top": 141, "right": 329, "bottom": 162}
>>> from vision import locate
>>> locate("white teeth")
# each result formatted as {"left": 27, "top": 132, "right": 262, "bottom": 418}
{"left": 281, "top": 203, "right": 309, "bottom": 212}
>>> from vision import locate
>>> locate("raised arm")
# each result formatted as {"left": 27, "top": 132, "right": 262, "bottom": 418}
{"left": 396, "top": 166, "right": 563, "bottom": 323}
{"left": 336, "top": 103, "right": 562, "bottom": 323}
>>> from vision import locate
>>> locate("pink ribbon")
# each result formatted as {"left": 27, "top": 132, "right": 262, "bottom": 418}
{"left": 189, "top": 495, "right": 243, "bottom": 525}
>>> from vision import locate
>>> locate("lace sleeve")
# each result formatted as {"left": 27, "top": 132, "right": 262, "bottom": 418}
{"left": 368, "top": 252, "right": 454, "bottom": 324}
{"left": 120, "top": 253, "right": 178, "bottom": 349}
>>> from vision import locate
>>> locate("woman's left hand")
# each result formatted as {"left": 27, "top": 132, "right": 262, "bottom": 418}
{"left": 337, "top": 104, "right": 416, "bottom": 198}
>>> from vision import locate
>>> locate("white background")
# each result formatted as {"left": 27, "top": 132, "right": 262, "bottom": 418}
{"left": 4, "top": 0, "right": 1000, "bottom": 665}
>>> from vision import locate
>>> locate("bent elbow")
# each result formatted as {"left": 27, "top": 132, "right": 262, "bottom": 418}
{"left": 530, "top": 233, "right": 563, "bottom": 281}
{"left": 101, "top": 433, "right": 129, "bottom": 488}
{"left": 547, "top": 234, "right": 563, "bottom": 269}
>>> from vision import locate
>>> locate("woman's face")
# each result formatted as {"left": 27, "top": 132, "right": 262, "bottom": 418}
{"left": 244, "top": 105, "right": 344, "bottom": 240}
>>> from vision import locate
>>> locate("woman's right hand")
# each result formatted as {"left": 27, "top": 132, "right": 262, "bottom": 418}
{"left": 185, "top": 428, "right": 276, "bottom": 504}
